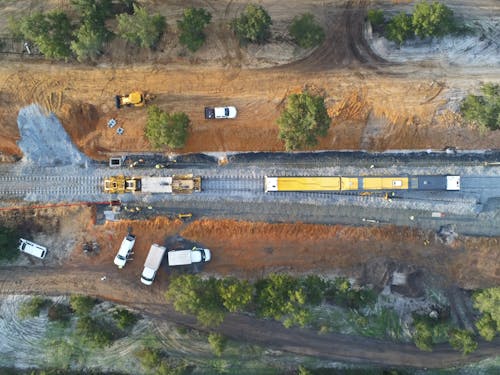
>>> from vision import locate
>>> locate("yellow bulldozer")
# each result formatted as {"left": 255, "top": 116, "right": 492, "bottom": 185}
{"left": 115, "top": 91, "right": 154, "bottom": 109}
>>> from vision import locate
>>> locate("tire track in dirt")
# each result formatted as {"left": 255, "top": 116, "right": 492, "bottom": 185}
{"left": 1, "top": 70, "right": 67, "bottom": 113}
{"left": 283, "top": 0, "right": 387, "bottom": 72}
{"left": 0, "top": 265, "right": 499, "bottom": 369}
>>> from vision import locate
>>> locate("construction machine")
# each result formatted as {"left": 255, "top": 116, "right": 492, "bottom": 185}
{"left": 104, "top": 175, "right": 202, "bottom": 194}
{"left": 115, "top": 92, "right": 154, "bottom": 108}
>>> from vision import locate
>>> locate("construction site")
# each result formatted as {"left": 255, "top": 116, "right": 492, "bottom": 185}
{"left": 0, "top": 0, "right": 499, "bottom": 374}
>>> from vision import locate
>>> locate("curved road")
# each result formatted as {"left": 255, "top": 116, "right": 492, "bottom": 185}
{"left": 0, "top": 265, "right": 498, "bottom": 369}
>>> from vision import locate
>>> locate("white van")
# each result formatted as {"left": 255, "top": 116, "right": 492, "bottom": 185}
{"left": 113, "top": 234, "right": 136, "bottom": 268}
{"left": 18, "top": 238, "right": 47, "bottom": 259}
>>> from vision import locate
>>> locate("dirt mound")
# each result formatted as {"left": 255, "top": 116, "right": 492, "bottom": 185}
{"left": 59, "top": 102, "right": 99, "bottom": 140}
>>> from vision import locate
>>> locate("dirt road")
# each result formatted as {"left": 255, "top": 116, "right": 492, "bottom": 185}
{"left": 1, "top": 1, "right": 499, "bottom": 160}
{"left": 0, "top": 264, "right": 498, "bottom": 368}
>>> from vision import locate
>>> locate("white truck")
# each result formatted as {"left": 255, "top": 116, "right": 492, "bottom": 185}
{"left": 204, "top": 106, "right": 237, "bottom": 119}
{"left": 113, "top": 233, "right": 136, "bottom": 268}
{"left": 141, "top": 244, "right": 167, "bottom": 285}
{"left": 167, "top": 247, "right": 211, "bottom": 266}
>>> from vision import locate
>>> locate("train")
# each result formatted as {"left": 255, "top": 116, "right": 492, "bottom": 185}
{"left": 264, "top": 175, "right": 460, "bottom": 192}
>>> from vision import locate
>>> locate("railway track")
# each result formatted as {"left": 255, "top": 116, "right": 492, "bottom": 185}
{"left": 0, "top": 174, "right": 102, "bottom": 198}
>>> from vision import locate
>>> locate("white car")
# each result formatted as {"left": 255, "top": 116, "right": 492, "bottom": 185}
{"left": 19, "top": 238, "right": 47, "bottom": 259}
{"left": 114, "top": 234, "right": 136, "bottom": 268}
{"left": 205, "top": 106, "right": 237, "bottom": 119}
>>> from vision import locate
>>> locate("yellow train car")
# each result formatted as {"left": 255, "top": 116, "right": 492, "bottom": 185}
{"left": 265, "top": 176, "right": 342, "bottom": 192}
{"left": 340, "top": 177, "right": 359, "bottom": 191}
{"left": 362, "top": 177, "right": 409, "bottom": 190}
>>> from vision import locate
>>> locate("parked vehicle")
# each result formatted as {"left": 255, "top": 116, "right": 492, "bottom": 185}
{"left": 113, "top": 234, "right": 136, "bottom": 268}
{"left": 18, "top": 238, "right": 47, "bottom": 259}
{"left": 167, "top": 247, "right": 211, "bottom": 266}
{"left": 204, "top": 106, "right": 237, "bottom": 119}
{"left": 141, "top": 244, "right": 167, "bottom": 285}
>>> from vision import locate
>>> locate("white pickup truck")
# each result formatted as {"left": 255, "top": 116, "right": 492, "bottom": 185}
{"left": 167, "top": 247, "right": 211, "bottom": 266}
{"left": 204, "top": 106, "right": 237, "bottom": 119}
{"left": 113, "top": 234, "right": 136, "bottom": 268}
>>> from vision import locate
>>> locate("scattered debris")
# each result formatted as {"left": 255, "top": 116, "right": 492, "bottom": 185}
{"left": 436, "top": 225, "right": 458, "bottom": 245}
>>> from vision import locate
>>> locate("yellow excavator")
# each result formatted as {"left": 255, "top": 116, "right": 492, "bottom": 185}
{"left": 115, "top": 91, "right": 154, "bottom": 108}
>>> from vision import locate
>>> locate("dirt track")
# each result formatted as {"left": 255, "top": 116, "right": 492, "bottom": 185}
{"left": 1, "top": 1, "right": 500, "bottom": 160}
{"left": 0, "top": 264, "right": 498, "bottom": 369}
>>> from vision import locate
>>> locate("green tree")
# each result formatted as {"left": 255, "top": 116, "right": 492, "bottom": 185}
{"left": 473, "top": 287, "right": 500, "bottom": 339}
{"left": 71, "top": 22, "right": 107, "bottom": 62}
{"left": 18, "top": 296, "right": 47, "bottom": 319}
{"left": 412, "top": 1, "right": 455, "bottom": 38}
{"left": 76, "top": 316, "right": 114, "bottom": 348}
{"left": 277, "top": 90, "right": 331, "bottom": 151}
{"left": 208, "top": 332, "right": 227, "bottom": 357}
{"left": 116, "top": 4, "right": 166, "bottom": 48}
{"left": 71, "top": 0, "right": 113, "bottom": 25}
{"left": 448, "top": 329, "right": 478, "bottom": 355}
{"left": 255, "top": 274, "right": 312, "bottom": 327}
{"left": 69, "top": 295, "right": 97, "bottom": 316}
{"left": 0, "top": 226, "right": 20, "bottom": 261}
{"left": 112, "top": 308, "right": 138, "bottom": 330}
{"left": 475, "top": 313, "right": 497, "bottom": 341}
{"left": 413, "top": 320, "right": 434, "bottom": 351}
{"left": 145, "top": 105, "right": 190, "bottom": 149}
{"left": 232, "top": 4, "right": 272, "bottom": 44}
{"left": 177, "top": 7, "right": 212, "bottom": 52}
{"left": 20, "top": 11, "right": 73, "bottom": 59}
{"left": 385, "top": 12, "right": 413, "bottom": 45}
{"left": 217, "top": 277, "right": 253, "bottom": 313}
{"left": 460, "top": 84, "right": 500, "bottom": 131}
{"left": 289, "top": 13, "right": 325, "bottom": 49}
{"left": 367, "top": 9, "right": 385, "bottom": 27}
{"left": 165, "top": 275, "right": 225, "bottom": 326}
{"left": 255, "top": 274, "right": 299, "bottom": 320}
{"left": 300, "top": 275, "right": 326, "bottom": 306}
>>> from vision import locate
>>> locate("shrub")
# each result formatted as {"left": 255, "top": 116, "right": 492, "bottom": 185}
{"left": 135, "top": 347, "right": 163, "bottom": 369}
{"left": 385, "top": 12, "right": 413, "bottom": 45}
{"left": 116, "top": 4, "right": 166, "bottom": 48}
{"left": 300, "top": 275, "right": 327, "bottom": 306}
{"left": 19, "top": 11, "right": 73, "bottom": 59}
{"left": 69, "top": 295, "right": 97, "bottom": 316}
{"left": 367, "top": 9, "right": 385, "bottom": 26}
{"left": 112, "top": 308, "right": 138, "bottom": 330}
{"left": 289, "top": 13, "right": 325, "bottom": 49}
{"left": 18, "top": 296, "right": 47, "bottom": 319}
{"left": 475, "top": 313, "right": 497, "bottom": 341}
{"left": 177, "top": 7, "right": 212, "bottom": 52}
{"left": 145, "top": 105, "right": 190, "bottom": 149}
{"left": 412, "top": 1, "right": 455, "bottom": 38}
{"left": 231, "top": 4, "right": 272, "bottom": 44}
{"left": 413, "top": 320, "right": 434, "bottom": 351}
{"left": 448, "top": 328, "right": 478, "bottom": 355}
{"left": 76, "top": 316, "right": 114, "bottom": 348}
{"left": 277, "top": 90, "right": 331, "bottom": 151}
{"left": 48, "top": 303, "right": 72, "bottom": 322}
{"left": 0, "top": 226, "right": 20, "bottom": 261}
{"left": 208, "top": 333, "right": 227, "bottom": 357}
{"left": 460, "top": 84, "right": 500, "bottom": 131}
